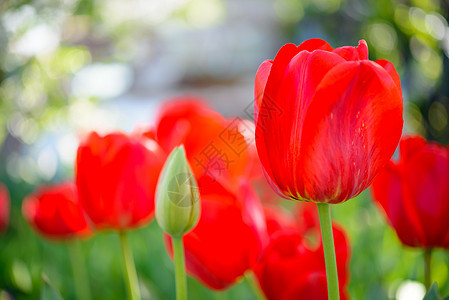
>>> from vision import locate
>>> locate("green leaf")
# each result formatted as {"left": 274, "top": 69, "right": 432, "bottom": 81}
{"left": 41, "top": 274, "right": 63, "bottom": 300}
{"left": 423, "top": 282, "right": 440, "bottom": 300}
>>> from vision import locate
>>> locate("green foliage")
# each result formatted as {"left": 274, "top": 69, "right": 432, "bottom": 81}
{"left": 41, "top": 275, "right": 63, "bottom": 300}
{"left": 424, "top": 283, "right": 440, "bottom": 300}
{"left": 0, "top": 188, "right": 259, "bottom": 300}
{"left": 2, "top": 186, "right": 448, "bottom": 299}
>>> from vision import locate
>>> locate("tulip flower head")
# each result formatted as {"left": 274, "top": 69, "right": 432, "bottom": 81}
{"left": 255, "top": 39, "right": 403, "bottom": 204}
{"left": 0, "top": 183, "right": 10, "bottom": 234}
{"left": 22, "top": 182, "right": 91, "bottom": 240}
{"left": 156, "top": 146, "right": 200, "bottom": 238}
{"left": 372, "top": 136, "right": 449, "bottom": 249}
{"left": 76, "top": 131, "right": 165, "bottom": 230}
{"left": 152, "top": 98, "right": 254, "bottom": 190}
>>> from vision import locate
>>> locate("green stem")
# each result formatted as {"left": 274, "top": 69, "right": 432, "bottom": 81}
{"left": 213, "top": 291, "right": 227, "bottom": 300}
{"left": 67, "top": 239, "right": 91, "bottom": 300}
{"left": 424, "top": 249, "right": 432, "bottom": 290}
{"left": 119, "top": 231, "right": 141, "bottom": 300}
{"left": 317, "top": 203, "right": 340, "bottom": 300}
{"left": 245, "top": 272, "right": 265, "bottom": 300}
{"left": 173, "top": 237, "right": 187, "bottom": 300}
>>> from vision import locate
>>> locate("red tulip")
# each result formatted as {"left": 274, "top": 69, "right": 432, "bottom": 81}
{"left": 166, "top": 177, "right": 268, "bottom": 290}
{"left": 262, "top": 206, "right": 296, "bottom": 237}
{"left": 255, "top": 204, "right": 350, "bottom": 300}
{"left": 148, "top": 98, "right": 269, "bottom": 289}
{"left": 255, "top": 38, "right": 403, "bottom": 204}
{"left": 371, "top": 136, "right": 449, "bottom": 248}
{"left": 22, "top": 182, "right": 91, "bottom": 240}
{"left": 0, "top": 183, "right": 10, "bottom": 234}
{"left": 152, "top": 98, "right": 255, "bottom": 190}
{"left": 76, "top": 131, "right": 165, "bottom": 230}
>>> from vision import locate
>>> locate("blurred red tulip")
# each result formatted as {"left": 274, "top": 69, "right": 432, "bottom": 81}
{"left": 371, "top": 136, "right": 449, "bottom": 248}
{"left": 262, "top": 206, "right": 296, "bottom": 236}
{"left": 255, "top": 38, "right": 403, "bottom": 204}
{"left": 166, "top": 177, "right": 268, "bottom": 290}
{"left": 151, "top": 98, "right": 255, "bottom": 190}
{"left": 0, "top": 183, "right": 10, "bottom": 234}
{"left": 255, "top": 204, "right": 350, "bottom": 300}
{"left": 22, "top": 182, "right": 91, "bottom": 240}
{"left": 76, "top": 131, "right": 165, "bottom": 230}
{"left": 147, "top": 98, "right": 270, "bottom": 289}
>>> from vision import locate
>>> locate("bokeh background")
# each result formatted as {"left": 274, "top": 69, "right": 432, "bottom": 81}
{"left": 1, "top": 0, "right": 449, "bottom": 299}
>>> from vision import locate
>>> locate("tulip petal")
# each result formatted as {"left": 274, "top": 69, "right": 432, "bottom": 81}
{"left": 255, "top": 227, "right": 349, "bottom": 300}
{"left": 76, "top": 132, "right": 164, "bottom": 230}
{"left": 261, "top": 42, "right": 337, "bottom": 111}
{"left": 77, "top": 133, "right": 131, "bottom": 228}
{"left": 179, "top": 178, "right": 265, "bottom": 290}
{"left": 297, "top": 38, "right": 334, "bottom": 52}
{"left": 402, "top": 144, "right": 449, "bottom": 247}
{"left": 256, "top": 50, "right": 346, "bottom": 200}
{"left": 299, "top": 60, "right": 403, "bottom": 203}
{"left": 155, "top": 98, "right": 224, "bottom": 152}
{"left": 239, "top": 180, "right": 269, "bottom": 249}
{"left": 22, "top": 183, "right": 91, "bottom": 239}
{"left": 263, "top": 206, "right": 296, "bottom": 237}
{"left": 399, "top": 135, "right": 426, "bottom": 162}
{"left": 260, "top": 43, "right": 305, "bottom": 103}
{"left": 254, "top": 60, "right": 273, "bottom": 122}
{"left": 375, "top": 59, "right": 402, "bottom": 91}
{"left": 283, "top": 272, "right": 328, "bottom": 300}
{"left": 357, "top": 39, "right": 369, "bottom": 59}
{"left": 156, "top": 99, "right": 252, "bottom": 190}
{"left": 333, "top": 40, "right": 368, "bottom": 61}
{"left": 0, "top": 184, "right": 10, "bottom": 233}
{"left": 371, "top": 163, "right": 425, "bottom": 247}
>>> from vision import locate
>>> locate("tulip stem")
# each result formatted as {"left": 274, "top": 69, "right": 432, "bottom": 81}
{"left": 424, "top": 249, "right": 432, "bottom": 290}
{"left": 245, "top": 272, "right": 265, "bottom": 300}
{"left": 119, "top": 231, "right": 141, "bottom": 300}
{"left": 173, "top": 236, "right": 188, "bottom": 300}
{"left": 67, "top": 239, "right": 91, "bottom": 300}
{"left": 317, "top": 203, "right": 339, "bottom": 300}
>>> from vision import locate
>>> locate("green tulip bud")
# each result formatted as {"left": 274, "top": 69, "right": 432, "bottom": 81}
{"left": 155, "top": 146, "right": 200, "bottom": 238}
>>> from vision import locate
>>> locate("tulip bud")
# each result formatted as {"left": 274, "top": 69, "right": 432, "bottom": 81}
{"left": 156, "top": 146, "right": 200, "bottom": 238}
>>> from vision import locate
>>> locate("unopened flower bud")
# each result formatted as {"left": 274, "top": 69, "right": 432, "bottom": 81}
{"left": 155, "top": 146, "right": 200, "bottom": 237}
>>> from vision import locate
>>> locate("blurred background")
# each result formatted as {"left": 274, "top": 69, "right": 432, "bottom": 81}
{"left": 1, "top": 0, "right": 449, "bottom": 299}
